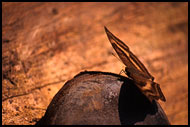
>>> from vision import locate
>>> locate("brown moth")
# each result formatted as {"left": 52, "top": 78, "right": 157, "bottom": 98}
{"left": 104, "top": 26, "right": 166, "bottom": 102}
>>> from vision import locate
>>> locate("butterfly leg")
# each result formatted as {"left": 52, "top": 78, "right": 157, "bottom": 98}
{"left": 119, "top": 69, "right": 125, "bottom": 75}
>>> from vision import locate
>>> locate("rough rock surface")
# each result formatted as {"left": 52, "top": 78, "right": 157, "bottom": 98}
{"left": 36, "top": 71, "right": 170, "bottom": 125}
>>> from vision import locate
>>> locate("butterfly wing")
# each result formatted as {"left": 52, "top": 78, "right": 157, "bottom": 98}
{"left": 104, "top": 26, "right": 154, "bottom": 81}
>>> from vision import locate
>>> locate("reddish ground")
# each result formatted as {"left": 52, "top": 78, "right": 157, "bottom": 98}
{"left": 2, "top": 2, "right": 188, "bottom": 125}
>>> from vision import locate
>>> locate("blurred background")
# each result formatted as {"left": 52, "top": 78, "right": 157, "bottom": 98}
{"left": 2, "top": 2, "right": 188, "bottom": 125}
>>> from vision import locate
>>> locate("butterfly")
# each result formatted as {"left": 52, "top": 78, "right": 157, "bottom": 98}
{"left": 104, "top": 26, "right": 166, "bottom": 102}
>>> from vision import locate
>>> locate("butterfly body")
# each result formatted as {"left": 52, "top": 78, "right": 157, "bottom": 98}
{"left": 104, "top": 26, "right": 166, "bottom": 102}
{"left": 125, "top": 67, "right": 151, "bottom": 85}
